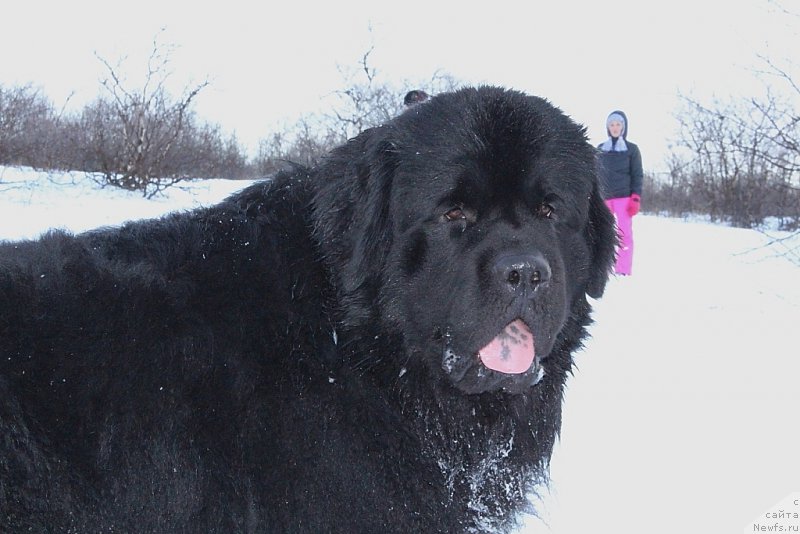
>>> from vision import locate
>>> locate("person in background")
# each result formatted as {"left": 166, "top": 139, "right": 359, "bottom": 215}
{"left": 597, "top": 110, "right": 643, "bottom": 276}
{"left": 403, "top": 89, "right": 430, "bottom": 107}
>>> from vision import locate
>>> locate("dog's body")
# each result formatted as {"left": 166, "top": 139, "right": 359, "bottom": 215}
{"left": 0, "top": 87, "right": 615, "bottom": 532}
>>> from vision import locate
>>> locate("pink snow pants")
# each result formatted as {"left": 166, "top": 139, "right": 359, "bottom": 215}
{"left": 605, "top": 197, "right": 635, "bottom": 275}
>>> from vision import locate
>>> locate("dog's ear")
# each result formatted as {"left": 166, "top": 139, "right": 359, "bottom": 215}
{"left": 313, "top": 127, "right": 398, "bottom": 325}
{"left": 584, "top": 179, "right": 616, "bottom": 298}
{"left": 346, "top": 136, "right": 398, "bottom": 294}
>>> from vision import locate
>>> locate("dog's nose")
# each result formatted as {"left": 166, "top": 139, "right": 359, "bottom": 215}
{"left": 492, "top": 252, "right": 551, "bottom": 291}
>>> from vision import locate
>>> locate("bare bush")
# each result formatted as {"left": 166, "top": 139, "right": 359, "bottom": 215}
{"left": 656, "top": 4, "right": 800, "bottom": 230}
{"left": 254, "top": 47, "right": 461, "bottom": 173}
{"left": 3, "top": 40, "right": 459, "bottom": 189}
{"left": 1, "top": 77, "right": 254, "bottom": 188}
{"left": 324, "top": 46, "right": 406, "bottom": 142}
{"left": 641, "top": 159, "right": 695, "bottom": 218}
{"left": 83, "top": 36, "right": 210, "bottom": 197}
{"left": 255, "top": 117, "right": 343, "bottom": 175}
{"left": 176, "top": 125, "right": 252, "bottom": 180}
{"left": 657, "top": 92, "right": 800, "bottom": 230}
{"left": 0, "top": 84, "right": 58, "bottom": 168}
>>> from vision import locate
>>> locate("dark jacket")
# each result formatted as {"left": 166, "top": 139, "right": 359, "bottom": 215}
{"left": 596, "top": 110, "right": 643, "bottom": 200}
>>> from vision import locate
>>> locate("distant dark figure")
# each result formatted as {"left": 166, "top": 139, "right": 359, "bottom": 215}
{"left": 596, "top": 110, "right": 643, "bottom": 276}
{"left": 403, "top": 89, "right": 430, "bottom": 107}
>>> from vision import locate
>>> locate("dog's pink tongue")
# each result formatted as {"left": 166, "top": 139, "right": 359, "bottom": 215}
{"left": 478, "top": 319, "right": 535, "bottom": 374}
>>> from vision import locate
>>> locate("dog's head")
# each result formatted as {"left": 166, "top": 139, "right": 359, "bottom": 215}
{"left": 313, "top": 86, "right": 615, "bottom": 394}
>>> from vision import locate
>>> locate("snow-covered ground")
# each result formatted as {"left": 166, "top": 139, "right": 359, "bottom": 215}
{"left": 527, "top": 216, "right": 800, "bottom": 533}
{"left": 0, "top": 166, "right": 252, "bottom": 240}
{"left": 2, "top": 166, "right": 798, "bottom": 533}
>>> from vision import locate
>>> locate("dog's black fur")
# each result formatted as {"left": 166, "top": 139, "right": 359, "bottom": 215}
{"left": 0, "top": 87, "right": 615, "bottom": 533}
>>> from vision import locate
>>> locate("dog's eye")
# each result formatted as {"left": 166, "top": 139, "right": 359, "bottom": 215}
{"left": 441, "top": 205, "right": 476, "bottom": 224}
{"left": 538, "top": 203, "right": 555, "bottom": 219}
{"left": 444, "top": 207, "right": 466, "bottom": 221}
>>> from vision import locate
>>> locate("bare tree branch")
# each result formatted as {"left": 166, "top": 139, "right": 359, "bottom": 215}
{"left": 89, "top": 34, "right": 211, "bottom": 196}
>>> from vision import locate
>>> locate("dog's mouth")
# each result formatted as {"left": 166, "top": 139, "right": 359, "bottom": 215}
{"left": 477, "top": 319, "right": 535, "bottom": 374}
{"left": 441, "top": 319, "right": 545, "bottom": 394}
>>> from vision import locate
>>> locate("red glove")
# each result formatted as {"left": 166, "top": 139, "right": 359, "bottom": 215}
{"left": 627, "top": 193, "right": 641, "bottom": 216}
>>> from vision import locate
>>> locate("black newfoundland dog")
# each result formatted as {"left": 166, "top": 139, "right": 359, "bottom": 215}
{"left": 0, "top": 87, "right": 615, "bottom": 533}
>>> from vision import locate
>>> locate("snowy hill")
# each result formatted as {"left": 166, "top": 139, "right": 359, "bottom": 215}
{"left": 1, "top": 166, "right": 798, "bottom": 533}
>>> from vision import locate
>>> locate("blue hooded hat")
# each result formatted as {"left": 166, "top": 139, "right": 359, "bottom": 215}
{"left": 600, "top": 110, "right": 628, "bottom": 151}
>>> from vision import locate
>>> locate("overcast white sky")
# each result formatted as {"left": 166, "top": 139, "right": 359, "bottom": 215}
{"left": 2, "top": 0, "right": 797, "bottom": 172}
